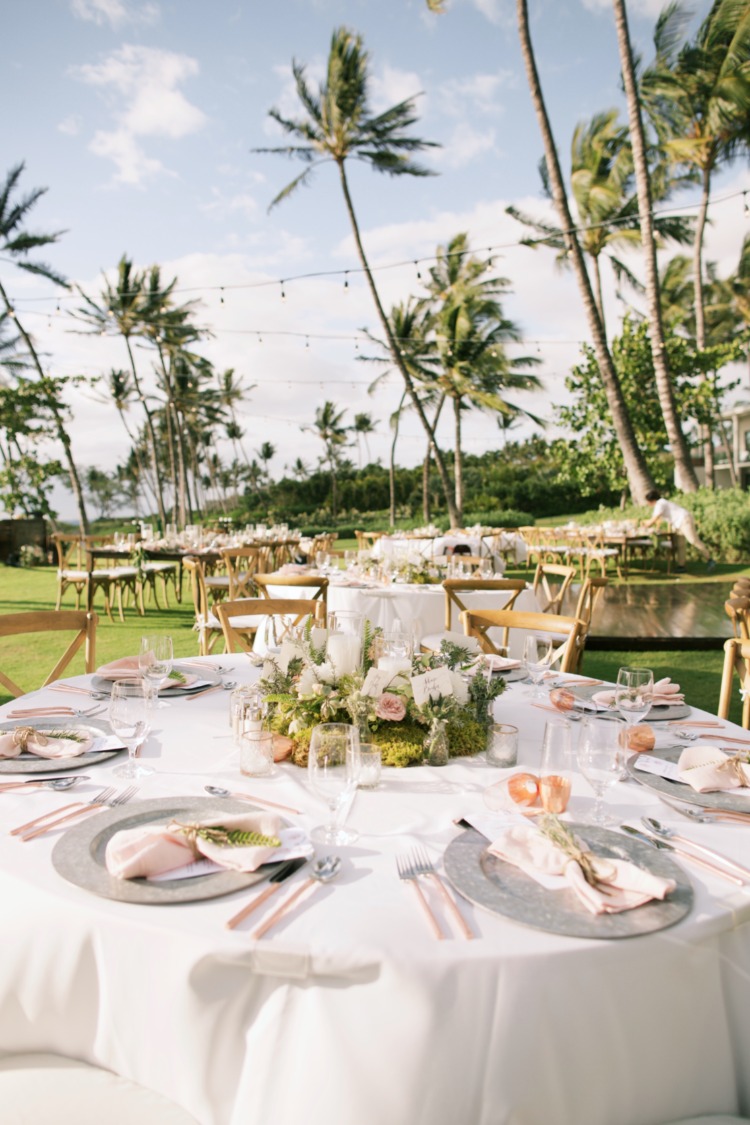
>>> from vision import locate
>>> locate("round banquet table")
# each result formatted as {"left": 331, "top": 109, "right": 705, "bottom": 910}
{"left": 0, "top": 658, "right": 749, "bottom": 1125}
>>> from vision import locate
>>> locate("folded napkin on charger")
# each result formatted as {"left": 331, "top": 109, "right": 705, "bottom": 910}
{"left": 677, "top": 743, "right": 750, "bottom": 793}
{"left": 487, "top": 823, "right": 676, "bottom": 915}
{"left": 0, "top": 726, "right": 93, "bottom": 760}
{"left": 592, "top": 677, "right": 684, "bottom": 708}
{"left": 95, "top": 657, "right": 196, "bottom": 689}
{"left": 105, "top": 810, "right": 285, "bottom": 879}
{"left": 484, "top": 654, "right": 521, "bottom": 672}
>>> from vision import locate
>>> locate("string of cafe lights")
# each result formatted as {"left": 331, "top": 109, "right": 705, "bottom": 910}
{"left": 6, "top": 185, "right": 747, "bottom": 316}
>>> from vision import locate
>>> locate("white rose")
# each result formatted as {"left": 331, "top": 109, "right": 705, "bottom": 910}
{"left": 316, "top": 662, "right": 336, "bottom": 685}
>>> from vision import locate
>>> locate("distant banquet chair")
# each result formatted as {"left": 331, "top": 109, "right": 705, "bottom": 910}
{"left": 216, "top": 597, "right": 326, "bottom": 655}
{"left": 0, "top": 610, "right": 97, "bottom": 698}
{"left": 461, "top": 608, "right": 587, "bottom": 674}
{"left": 532, "top": 563, "right": 576, "bottom": 615}
{"left": 421, "top": 577, "right": 527, "bottom": 655}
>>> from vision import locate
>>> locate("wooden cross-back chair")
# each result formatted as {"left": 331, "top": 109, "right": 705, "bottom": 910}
{"left": 418, "top": 578, "right": 526, "bottom": 655}
{"left": 726, "top": 597, "right": 750, "bottom": 641}
{"left": 216, "top": 597, "right": 326, "bottom": 655}
{"left": 569, "top": 576, "right": 608, "bottom": 673}
{"left": 461, "top": 608, "right": 587, "bottom": 674}
{"left": 533, "top": 563, "right": 576, "bottom": 615}
{"left": 184, "top": 557, "right": 225, "bottom": 655}
{"left": 52, "top": 533, "right": 141, "bottom": 623}
{"left": 0, "top": 611, "right": 98, "bottom": 698}
{"left": 219, "top": 546, "right": 270, "bottom": 600}
{"left": 718, "top": 637, "right": 750, "bottom": 729}
{"left": 253, "top": 573, "right": 329, "bottom": 611}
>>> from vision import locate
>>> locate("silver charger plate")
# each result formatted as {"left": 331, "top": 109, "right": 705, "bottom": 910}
{"left": 570, "top": 683, "right": 690, "bottom": 723}
{"left": 52, "top": 795, "right": 285, "bottom": 904}
{"left": 444, "top": 824, "right": 692, "bottom": 940}
{"left": 0, "top": 719, "right": 123, "bottom": 774}
{"left": 626, "top": 745, "right": 750, "bottom": 814}
{"left": 91, "top": 662, "right": 221, "bottom": 698}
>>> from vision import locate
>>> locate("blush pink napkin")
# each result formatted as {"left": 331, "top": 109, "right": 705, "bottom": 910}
{"left": 0, "top": 728, "right": 93, "bottom": 760}
{"left": 95, "top": 657, "right": 195, "bottom": 689}
{"left": 487, "top": 824, "right": 676, "bottom": 915}
{"left": 592, "top": 677, "right": 684, "bottom": 708}
{"left": 105, "top": 810, "right": 284, "bottom": 879}
{"left": 677, "top": 743, "right": 750, "bottom": 793}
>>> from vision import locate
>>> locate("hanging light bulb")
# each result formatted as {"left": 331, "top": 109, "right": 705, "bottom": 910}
{"left": 280, "top": 281, "right": 286, "bottom": 300}
{"left": 344, "top": 272, "right": 349, "bottom": 291}
{"left": 744, "top": 191, "right": 749, "bottom": 217}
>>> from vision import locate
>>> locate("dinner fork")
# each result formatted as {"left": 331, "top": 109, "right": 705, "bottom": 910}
{"left": 396, "top": 853, "right": 445, "bottom": 940}
{"left": 409, "top": 846, "right": 474, "bottom": 940}
{"left": 11, "top": 787, "right": 116, "bottom": 837}
{"left": 18, "top": 785, "right": 139, "bottom": 841}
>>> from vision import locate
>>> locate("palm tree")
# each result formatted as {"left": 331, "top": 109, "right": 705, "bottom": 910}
{"left": 218, "top": 368, "right": 255, "bottom": 467}
{"left": 254, "top": 26, "right": 462, "bottom": 526}
{"left": 423, "top": 235, "right": 542, "bottom": 522}
{"left": 304, "top": 400, "right": 349, "bottom": 518}
{"left": 257, "top": 441, "right": 276, "bottom": 483}
{"left": 507, "top": 110, "right": 693, "bottom": 336}
{"left": 511, "top": 0, "right": 656, "bottom": 502}
{"left": 642, "top": 0, "right": 750, "bottom": 485}
{"left": 0, "top": 163, "right": 90, "bottom": 530}
{"left": 352, "top": 412, "right": 377, "bottom": 467}
{"left": 612, "top": 0, "right": 699, "bottom": 493}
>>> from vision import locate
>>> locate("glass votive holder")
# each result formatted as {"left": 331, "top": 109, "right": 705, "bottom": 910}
{"left": 487, "top": 723, "right": 519, "bottom": 767}
{"left": 230, "top": 686, "right": 264, "bottom": 746}
{"left": 357, "top": 743, "right": 382, "bottom": 789}
{"left": 240, "top": 730, "right": 275, "bottom": 777}
{"left": 539, "top": 719, "right": 574, "bottom": 813}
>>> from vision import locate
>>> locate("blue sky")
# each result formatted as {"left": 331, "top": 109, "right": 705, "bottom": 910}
{"left": 4, "top": 0, "right": 746, "bottom": 518}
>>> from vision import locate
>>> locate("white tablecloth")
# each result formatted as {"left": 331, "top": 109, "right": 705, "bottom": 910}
{"left": 0, "top": 661, "right": 749, "bottom": 1125}
{"left": 371, "top": 533, "right": 528, "bottom": 565}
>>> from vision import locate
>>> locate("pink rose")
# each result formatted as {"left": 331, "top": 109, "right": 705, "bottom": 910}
{"left": 375, "top": 693, "right": 406, "bottom": 722}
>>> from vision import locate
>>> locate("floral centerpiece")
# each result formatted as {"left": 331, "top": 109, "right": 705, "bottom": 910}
{"left": 390, "top": 559, "right": 443, "bottom": 585}
{"left": 259, "top": 624, "right": 505, "bottom": 768}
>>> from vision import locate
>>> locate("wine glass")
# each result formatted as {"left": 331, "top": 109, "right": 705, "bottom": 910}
{"left": 109, "top": 680, "right": 153, "bottom": 778}
{"left": 307, "top": 723, "right": 361, "bottom": 845}
{"left": 523, "top": 634, "right": 553, "bottom": 697}
{"left": 539, "top": 719, "right": 573, "bottom": 813}
{"left": 615, "top": 666, "right": 654, "bottom": 727}
{"left": 139, "top": 634, "right": 173, "bottom": 710}
{"left": 576, "top": 719, "right": 622, "bottom": 825}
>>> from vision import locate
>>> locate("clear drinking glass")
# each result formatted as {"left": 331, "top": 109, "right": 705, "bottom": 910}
{"left": 109, "top": 680, "right": 153, "bottom": 778}
{"left": 615, "top": 666, "right": 654, "bottom": 727}
{"left": 523, "top": 634, "right": 553, "bottom": 697}
{"left": 307, "top": 723, "right": 361, "bottom": 844}
{"left": 539, "top": 719, "right": 573, "bottom": 813}
{"left": 576, "top": 719, "right": 622, "bottom": 825}
{"left": 139, "top": 634, "right": 173, "bottom": 710}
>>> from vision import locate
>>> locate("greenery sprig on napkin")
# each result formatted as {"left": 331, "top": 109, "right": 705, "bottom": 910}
{"left": 537, "top": 815, "right": 614, "bottom": 893}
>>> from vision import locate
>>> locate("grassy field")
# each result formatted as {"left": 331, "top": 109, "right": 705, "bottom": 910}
{"left": 0, "top": 557, "right": 745, "bottom": 723}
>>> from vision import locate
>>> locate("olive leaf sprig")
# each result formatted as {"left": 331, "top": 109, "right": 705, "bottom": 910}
{"left": 172, "top": 822, "right": 281, "bottom": 849}
{"left": 537, "top": 814, "right": 612, "bottom": 893}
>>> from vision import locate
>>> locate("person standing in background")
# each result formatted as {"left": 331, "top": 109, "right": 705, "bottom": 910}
{"left": 642, "top": 490, "right": 715, "bottom": 573}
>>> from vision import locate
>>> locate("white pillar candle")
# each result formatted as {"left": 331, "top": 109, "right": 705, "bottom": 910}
{"left": 377, "top": 656, "right": 412, "bottom": 677}
{"left": 327, "top": 632, "right": 360, "bottom": 677}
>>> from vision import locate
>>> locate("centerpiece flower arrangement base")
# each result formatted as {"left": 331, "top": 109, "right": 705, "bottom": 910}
{"left": 260, "top": 625, "right": 505, "bottom": 768}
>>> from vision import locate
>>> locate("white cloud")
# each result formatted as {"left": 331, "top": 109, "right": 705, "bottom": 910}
{"left": 579, "top": 0, "right": 665, "bottom": 15}
{"left": 71, "top": 0, "right": 159, "bottom": 28}
{"left": 201, "top": 189, "right": 260, "bottom": 222}
{"left": 431, "top": 123, "right": 497, "bottom": 167}
{"left": 72, "top": 45, "right": 207, "bottom": 183}
{"left": 57, "top": 114, "right": 82, "bottom": 136}
{"left": 438, "top": 72, "right": 510, "bottom": 117}
{"left": 370, "top": 64, "right": 425, "bottom": 113}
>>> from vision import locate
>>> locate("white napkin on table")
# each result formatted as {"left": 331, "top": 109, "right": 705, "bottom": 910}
{"left": 0, "top": 727, "right": 93, "bottom": 760}
{"left": 592, "top": 677, "right": 684, "bottom": 708}
{"left": 487, "top": 823, "right": 676, "bottom": 915}
{"left": 677, "top": 743, "right": 750, "bottom": 793}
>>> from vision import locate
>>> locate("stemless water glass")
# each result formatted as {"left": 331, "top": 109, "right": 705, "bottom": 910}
{"left": 539, "top": 719, "right": 573, "bottom": 813}
{"left": 523, "top": 634, "right": 553, "bottom": 697}
{"left": 615, "top": 666, "right": 654, "bottom": 727}
{"left": 109, "top": 680, "right": 153, "bottom": 778}
{"left": 576, "top": 719, "right": 622, "bottom": 825}
{"left": 139, "top": 634, "right": 173, "bottom": 710}
{"left": 307, "top": 723, "right": 361, "bottom": 845}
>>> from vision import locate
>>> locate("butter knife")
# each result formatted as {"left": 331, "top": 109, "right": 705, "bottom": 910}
{"left": 225, "top": 857, "right": 307, "bottom": 929}
{"left": 620, "top": 825, "right": 744, "bottom": 885}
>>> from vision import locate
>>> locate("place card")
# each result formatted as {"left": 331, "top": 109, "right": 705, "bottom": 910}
{"left": 361, "top": 668, "right": 395, "bottom": 697}
{"left": 633, "top": 755, "right": 683, "bottom": 782}
{"left": 411, "top": 666, "right": 454, "bottom": 708}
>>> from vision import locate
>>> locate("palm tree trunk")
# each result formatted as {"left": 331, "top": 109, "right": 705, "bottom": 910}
{"left": 453, "top": 396, "right": 463, "bottom": 526}
{"left": 516, "top": 0, "right": 655, "bottom": 504}
{"left": 694, "top": 165, "right": 714, "bottom": 486}
{"left": 0, "top": 283, "right": 90, "bottom": 533}
{"left": 612, "top": 0, "right": 699, "bottom": 493}
{"left": 390, "top": 390, "right": 406, "bottom": 527}
{"left": 592, "top": 256, "right": 606, "bottom": 338}
{"left": 424, "top": 394, "right": 446, "bottom": 522}
{"left": 124, "top": 336, "right": 167, "bottom": 525}
{"left": 336, "top": 161, "right": 459, "bottom": 526}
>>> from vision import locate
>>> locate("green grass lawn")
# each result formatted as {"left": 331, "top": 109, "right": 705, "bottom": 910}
{"left": 0, "top": 559, "right": 744, "bottom": 724}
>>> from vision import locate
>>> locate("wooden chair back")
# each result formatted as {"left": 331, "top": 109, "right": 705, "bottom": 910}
{"left": 442, "top": 578, "right": 526, "bottom": 632}
{"left": 253, "top": 573, "right": 329, "bottom": 611}
{"left": 718, "top": 637, "right": 750, "bottom": 728}
{"left": 725, "top": 597, "right": 750, "bottom": 641}
{"left": 0, "top": 611, "right": 98, "bottom": 698}
{"left": 183, "top": 557, "right": 224, "bottom": 655}
{"left": 569, "top": 576, "right": 608, "bottom": 672}
{"left": 215, "top": 598, "right": 326, "bottom": 654}
{"left": 461, "top": 608, "right": 586, "bottom": 674}
{"left": 219, "top": 546, "right": 270, "bottom": 599}
{"left": 533, "top": 563, "right": 576, "bottom": 614}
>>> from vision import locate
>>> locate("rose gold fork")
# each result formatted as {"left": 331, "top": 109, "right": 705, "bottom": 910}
{"left": 19, "top": 785, "right": 138, "bottom": 841}
{"left": 11, "top": 787, "right": 116, "bottom": 837}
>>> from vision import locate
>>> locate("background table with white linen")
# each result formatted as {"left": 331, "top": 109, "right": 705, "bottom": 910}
{"left": 0, "top": 658, "right": 749, "bottom": 1125}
